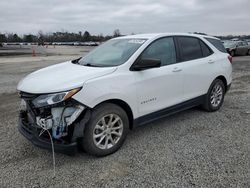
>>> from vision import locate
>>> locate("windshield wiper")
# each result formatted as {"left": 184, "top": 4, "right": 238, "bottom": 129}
{"left": 72, "top": 59, "right": 101, "bottom": 67}
{"left": 83, "top": 63, "right": 102, "bottom": 67}
{"left": 71, "top": 57, "right": 81, "bottom": 64}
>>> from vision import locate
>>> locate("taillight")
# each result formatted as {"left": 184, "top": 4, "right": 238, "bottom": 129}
{"left": 228, "top": 55, "right": 233, "bottom": 64}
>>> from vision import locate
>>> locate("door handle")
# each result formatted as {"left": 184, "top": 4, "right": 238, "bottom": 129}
{"left": 172, "top": 67, "right": 182, "bottom": 72}
{"left": 208, "top": 60, "right": 215, "bottom": 64}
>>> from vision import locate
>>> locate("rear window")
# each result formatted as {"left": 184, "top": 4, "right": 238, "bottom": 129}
{"left": 205, "top": 38, "right": 227, "bottom": 53}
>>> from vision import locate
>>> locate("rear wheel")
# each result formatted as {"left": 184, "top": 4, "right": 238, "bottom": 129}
{"left": 81, "top": 103, "right": 129, "bottom": 156}
{"left": 202, "top": 79, "right": 225, "bottom": 112}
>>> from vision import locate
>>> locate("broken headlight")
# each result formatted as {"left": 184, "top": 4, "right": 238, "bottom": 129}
{"left": 32, "top": 88, "right": 81, "bottom": 108}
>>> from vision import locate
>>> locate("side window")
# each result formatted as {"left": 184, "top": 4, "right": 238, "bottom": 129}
{"left": 200, "top": 40, "right": 213, "bottom": 57}
{"left": 242, "top": 42, "right": 247, "bottom": 46}
{"left": 141, "top": 37, "right": 176, "bottom": 66}
{"left": 177, "top": 37, "right": 203, "bottom": 61}
{"left": 205, "top": 37, "right": 227, "bottom": 53}
{"left": 238, "top": 42, "right": 243, "bottom": 46}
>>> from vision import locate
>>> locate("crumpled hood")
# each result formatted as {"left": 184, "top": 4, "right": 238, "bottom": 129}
{"left": 17, "top": 61, "right": 117, "bottom": 94}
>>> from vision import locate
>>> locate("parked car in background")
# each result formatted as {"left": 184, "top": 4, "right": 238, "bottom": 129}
{"left": 243, "top": 41, "right": 250, "bottom": 55}
{"left": 223, "top": 40, "right": 249, "bottom": 56}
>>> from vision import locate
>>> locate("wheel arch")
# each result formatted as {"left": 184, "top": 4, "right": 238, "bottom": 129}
{"left": 94, "top": 99, "right": 134, "bottom": 130}
{"left": 215, "top": 75, "right": 228, "bottom": 92}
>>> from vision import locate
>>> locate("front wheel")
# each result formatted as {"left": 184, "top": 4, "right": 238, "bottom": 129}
{"left": 81, "top": 103, "right": 129, "bottom": 156}
{"left": 202, "top": 79, "right": 225, "bottom": 112}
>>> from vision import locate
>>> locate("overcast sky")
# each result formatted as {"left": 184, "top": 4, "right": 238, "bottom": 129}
{"left": 0, "top": 0, "right": 249, "bottom": 36}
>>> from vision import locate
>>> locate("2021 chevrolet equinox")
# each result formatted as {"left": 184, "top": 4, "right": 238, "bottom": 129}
{"left": 17, "top": 33, "right": 232, "bottom": 156}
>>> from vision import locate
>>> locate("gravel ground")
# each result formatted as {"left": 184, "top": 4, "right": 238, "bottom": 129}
{"left": 0, "top": 51, "right": 249, "bottom": 188}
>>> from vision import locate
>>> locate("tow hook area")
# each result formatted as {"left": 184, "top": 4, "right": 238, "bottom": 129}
{"left": 36, "top": 105, "right": 85, "bottom": 139}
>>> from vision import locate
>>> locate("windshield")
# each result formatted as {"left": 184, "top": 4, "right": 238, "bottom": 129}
{"left": 78, "top": 38, "right": 146, "bottom": 67}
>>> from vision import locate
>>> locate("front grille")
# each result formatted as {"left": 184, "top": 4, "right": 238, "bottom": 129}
{"left": 19, "top": 91, "right": 41, "bottom": 115}
{"left": 19, "top": 91, "right": 38, "bottom": 100}
{"left": 20, "top": 112, "right": 51, "bottom": 141}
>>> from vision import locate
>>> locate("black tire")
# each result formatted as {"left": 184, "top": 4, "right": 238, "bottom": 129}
{"left": 81, "top": 103, "right": 129, "bottom": 157}
{"left": 230, "top": 50, "right": 235, "bottom": 57}
{"left": 202, "top": 79, "right": 225, "bottom": 112}
{"left": 248, "top": 49, "right": 250, "bottom": 56}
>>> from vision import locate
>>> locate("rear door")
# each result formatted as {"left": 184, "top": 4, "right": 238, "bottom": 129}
{"left": 176, "top": 36, "right": 215, "bottom": 101}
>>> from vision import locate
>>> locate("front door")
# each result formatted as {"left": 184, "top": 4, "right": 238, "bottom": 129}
{"left": 132, "top": 37, "right": 183, "bottom": 117}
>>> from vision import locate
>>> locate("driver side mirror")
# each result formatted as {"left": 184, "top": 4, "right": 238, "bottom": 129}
{"left": 131, "top": 58, "right": 161, "bottom": 71}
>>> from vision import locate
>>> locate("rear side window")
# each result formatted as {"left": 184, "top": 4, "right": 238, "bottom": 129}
{"left": 205, "top": 37, "right": 227, "bottom": 53}
{"left": 177, "top": 37, "right": 203, "bottom": 61}
{"left": 200, "top": 40, "right": 213, "bottom": 57}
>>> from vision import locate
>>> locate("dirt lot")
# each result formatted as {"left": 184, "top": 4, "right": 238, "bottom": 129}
{"left": 0, "top": 47, "right": 249, "bottom": 187}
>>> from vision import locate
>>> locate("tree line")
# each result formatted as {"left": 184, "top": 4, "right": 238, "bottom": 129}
{"left": 0, "top": 29, "right": 121, "bottom": 43}
{"left": 1, "top": 30, "right": 250, "bottom": 44}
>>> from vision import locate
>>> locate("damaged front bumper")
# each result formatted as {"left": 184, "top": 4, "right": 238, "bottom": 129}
{"left": 18, "top": 91, "right": 90, "bottom": 155}
{"left": 18, "top": 118, "right": 77, "bottom": 155}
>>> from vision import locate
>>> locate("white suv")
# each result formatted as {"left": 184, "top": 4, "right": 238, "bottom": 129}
{"left": 17, "top": 33, "right": 232, "bottom": 156}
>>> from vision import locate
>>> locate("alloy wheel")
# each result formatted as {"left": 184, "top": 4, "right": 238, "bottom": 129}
{"left": 210, "top": 84, "right": 223, "bottom": 108}
{"left": 93, "top": 114, "right": 123, "bottom": 150}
